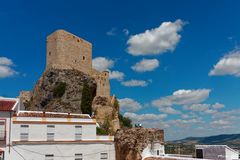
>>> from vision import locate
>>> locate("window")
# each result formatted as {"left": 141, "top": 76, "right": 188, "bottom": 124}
{"left": 82, "top": 56, "right": 85, "bottom": 60}
{"left": 20, "top": 125, "right": 29, "bottom": 141}
{"left": 49, "top": 52, "right": 51, "bottom": 56}
{"left": 157, "top": 150, "right": 160, "bottom": 156}
{"left": 100, "top": 153, "right": 108, "bottom": 160}
{"left": 0, "top": 151, "right": 4, "bottom": 160}
{"left": 45, "top": 154, "right": 54, "bottom": 160}
{"left": 47, "top": 125, "right": 55, "bottom": 141}
{"left": 75, "top": 153, "right": 83, "bottom": 160}
{"left": 75, "top": 125, "right": 82, "bottom": 140}
{"left": 0, "top": 120, "right": 5, "bottom": 144}
{"left": 196, "top": 149, "right": 203, "bottom": 159}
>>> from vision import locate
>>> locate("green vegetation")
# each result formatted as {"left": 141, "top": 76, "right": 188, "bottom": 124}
{"left": 53, "top": 82, "right": 66, "bottom": 98}
{"left": 119, "top": 113, "right": 132, "bottom": 128}
{"left": 96, "top": 127, "right": 108, "bottom": 135}
{"left": 80, "top": 83, "right": 93, "bottom": 115}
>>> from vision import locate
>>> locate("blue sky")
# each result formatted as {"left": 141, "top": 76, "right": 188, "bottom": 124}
{"left": 1, "top": 0, "right": 240, "bottom": 140}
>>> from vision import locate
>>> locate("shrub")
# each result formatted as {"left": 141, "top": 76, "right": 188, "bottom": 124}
{"left": 96, "top": 127, "right": 108, "bottom": 135}
{"left": 119, "top": 113, "right": 132, "bottom": 128}
{"left": 53, "top": 82, "right": 66, "bottom": 98}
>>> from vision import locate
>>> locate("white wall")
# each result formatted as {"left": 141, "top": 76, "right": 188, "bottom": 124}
{"left": 225, "top": 147, "right": 239, "bottom": 160}
{"left": 6, "top": 143, "right": 115, "bottom": 160}
{"left": 12, "top": 123, "right": 96, "bottom": 141}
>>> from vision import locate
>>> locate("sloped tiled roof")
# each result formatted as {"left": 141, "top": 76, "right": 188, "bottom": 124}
{"left": 0, "top": 100, "right": 16, "bottom": 111}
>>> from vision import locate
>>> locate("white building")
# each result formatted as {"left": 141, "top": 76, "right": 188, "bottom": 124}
{"left": 0, "top": 97, "right": 115, "bottom": 160}
{"left": 195, "top": 145, "right": 239, "bottom": 160}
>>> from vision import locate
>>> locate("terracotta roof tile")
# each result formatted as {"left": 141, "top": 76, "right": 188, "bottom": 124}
{"left": 0, "top": 100, "right": 16, "bottom": 111}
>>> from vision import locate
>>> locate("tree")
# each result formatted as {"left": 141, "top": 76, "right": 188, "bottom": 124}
{"left": 80, "top": 83, "right": 92, "bottom": 115}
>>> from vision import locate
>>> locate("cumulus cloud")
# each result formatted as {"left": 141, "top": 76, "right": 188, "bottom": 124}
{"left": 109, "top": 70, "right": 125, "bottom": 81}
{"left": 121, "top": 79, "right": 148, "bottom": 87}
{"left": 124, "top": 112, "right": 167, "bottom": 122}
{"left": 127, "top": 19, "right": 185, "bottom": 56}
{"left": 0, "top": 57, "right": 17, "bottom": 78}
{"left": 183, "top": 103, "right": 224, "bottom": 114}
{"left": 131, "top": 59, "right": 159, "bottom": 72}
{"left": 152, "top": 89, "right": 211, "bottom": 108}
{"left": 92, "top": 57, "right": 114, "bottom": 72}
{"left": 209, "top": 50, "right": 240, "bottom": 77}
{"left": 119, "top": 98, "right": 142, "bottom": 112}
{"left": 159, "top": 107, "right": 181, "bottom": 114}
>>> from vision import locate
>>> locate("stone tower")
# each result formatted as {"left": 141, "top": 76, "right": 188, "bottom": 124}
{"left": 45, "top": 29, "right": 110, "bottom": 98}
{"left": 46, "top": 30, "right": 92, "bottom": 74}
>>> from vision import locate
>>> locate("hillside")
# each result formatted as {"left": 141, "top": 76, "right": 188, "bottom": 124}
{"left": 165, "top": 134, "right": 240, "bottom": 155}
{"left": 170, "top": 134, "right": 240, "bottom": 146}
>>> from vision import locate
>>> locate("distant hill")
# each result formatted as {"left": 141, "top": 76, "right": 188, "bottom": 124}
{"left": 170, "top": 134, "right": 240, "bottom": 146}
{"left": 165, "top": 134, "right": 240, "bottom": 155}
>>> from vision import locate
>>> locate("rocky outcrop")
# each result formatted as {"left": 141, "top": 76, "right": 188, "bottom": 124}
{"left": 92, "top": 96, "right": 120, "bottom": 133}
{"left": 23, "top": 68, "right": 96, "bottom": 113}
{"left": 114, "top": 128, "right": 164, "bottom": 160}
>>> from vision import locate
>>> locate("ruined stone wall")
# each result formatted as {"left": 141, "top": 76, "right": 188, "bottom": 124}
{"left": 46, "top": 30, "right": 92, "bottom": 74}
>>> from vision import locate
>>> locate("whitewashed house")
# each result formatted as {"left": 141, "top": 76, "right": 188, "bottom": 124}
{"left": 195, "top": 145, "right": 239, "bottom": 160}
{"left": 0, "top": 97, "right": 115, "bottom": 160}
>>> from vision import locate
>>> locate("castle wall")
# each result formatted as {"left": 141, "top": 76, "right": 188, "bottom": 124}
{"left": 92, "top": 70, "right": 110, "bottom": 97}
{"left": 46, "top": 30, "right": 92, "bottom": 74}
{"left": 45, "top": 29, "right": 110, "bottom": 98}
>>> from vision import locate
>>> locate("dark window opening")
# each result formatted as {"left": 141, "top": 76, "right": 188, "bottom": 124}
{"left": 83, "top": 56, "right": 85, "bottom": 60}
{"left": 49, "top": 52, "right": 51, "bottom": 56}
{"left": 196, "top": 149, "right": 203, "bottom": 159}
{"left": 157, "top": 150, "right": 160, "bottom": 156}
{"left": 77, "top": 39, "right": 80, "bottom": 42}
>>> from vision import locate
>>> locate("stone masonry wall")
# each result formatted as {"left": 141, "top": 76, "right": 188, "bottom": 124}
{"left": 46, "top": 30, "right": 92, "bottom": 75}
{"left": 45, "top": 30, "right": 110, "bottom": 98}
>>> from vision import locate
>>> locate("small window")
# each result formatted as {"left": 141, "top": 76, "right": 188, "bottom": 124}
{"left": 75, "top": 125, "right": 82, "bottom": 140}
{"left": 47, "top": 125, "right": 55, "bottom": 141}
{"left": 196, "top": 149, "right": 203, "bottom": 159}
{"left": 49, "top": 52, "right": 51, "bottom": 56}
{"left": 75, "top": 153, "right": 83, "bottom": 160}
{"left": 77, "top": 39, "right": 80, "bottom": 42}
{"left": 83, "top": 56, "right": 85, "bottom": 60}
{"left": 157, "top": 150, "right": 160, "bottom": 156}
{"left": 20, "top": 125, "right": 29, "bottom": 141}
{"left": 45, "top": 154, "right": 54, "bottom": 160}
{"left": 100, "top": 153, "right": 108, "bottom": 160}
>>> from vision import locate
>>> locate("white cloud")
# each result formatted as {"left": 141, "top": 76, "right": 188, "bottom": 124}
{"left": 183, "top": 103, "right": 210, "bottom": 112}
{"left": 92, "top": 57, "right": 114, "bottom": 72}
{"left": 0, "top": 57, "right": 17, "bottom": 78}
{"left": 119, "top": 98, "right": 142, "bottom": 112}
{"left": 121, "top": 79, "right": 148, "bottom": 87}
{"left": 152, "top": 89, "right": 211, "bottom": 108}
{"left": 106, "top": 28, "right": 117, "bottom": 36}
{"left": 159, "top": 107, "right": 181, "bottom": 114}
{"left": 127, "top": 19, "right": 185, "bottom": 56}
{"left": 209, "top": 50, "right": 240, "bottom": 77}
{"left": 124, "top": 112, "right": 167, "bottom": 122}
{"left": 212, "top": 103, "right": 225, "bottom": 110}
{"left": 109, "top": 70, "right": 125, "bottom": 81}
{"left": 131, "top": 59, "right": 159, "bottom": 72}
{"left": 123, "top": 29, "right": 129, "bottom": 36}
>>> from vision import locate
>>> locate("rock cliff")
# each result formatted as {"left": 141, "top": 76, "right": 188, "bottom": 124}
{"left": 114, "top": 128, "right": 164, "bottom": 160}
{"left": 23, "top": 68, "right": 96, "bottom": 113}
{"left": 92, "top": 96, "right": 120, "bottom": 133}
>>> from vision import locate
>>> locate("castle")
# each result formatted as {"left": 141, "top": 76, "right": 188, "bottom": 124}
{"left": 46, "top": 29, "right": 110, "bottom": 97}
